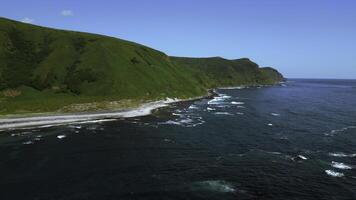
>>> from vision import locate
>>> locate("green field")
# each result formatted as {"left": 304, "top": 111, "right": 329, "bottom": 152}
{"left": 0, "top": 17, "right": 283, "bottom": 115}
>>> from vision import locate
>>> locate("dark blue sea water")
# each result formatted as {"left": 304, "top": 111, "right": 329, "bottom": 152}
{"left": 1, "top": 79, "right": 356, "bottom": 200}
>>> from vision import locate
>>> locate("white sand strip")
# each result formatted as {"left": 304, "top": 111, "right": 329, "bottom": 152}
{"left": 0, "top": 98, "right": 179, "bottom": 130}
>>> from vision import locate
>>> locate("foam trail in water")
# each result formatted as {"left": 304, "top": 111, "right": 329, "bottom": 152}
{"left": 329, "top": 152, "right": 356, "bottom": 157}
{"left": 207, "top": 93, "right": 231, "bottom": 105}
{"left": 324, "top": 126, "right": 356, "bottom": 136}
{"left": 57, "top": 135, "right": 66, "bottom": 139}
{"left": 231, "top": 101, "right": 245, "bottom": 105}
{"left": 188, "top": 105, "right": 199, "bottom": 110}
{"left": 22, "top": 141, "right": 34, "bottom": 145}
{"left": 325, "top": 170, "right": 344, "bottom": 177}
{"left": 190, "top": 180, "right": 236, "bottom": 193}
{"left": 159, "top": 114, "right": 205, "bottom": 128}
{"left": 331, "top": 161, "right": 352, "bottom": 170}
{"left": 214, "top": 112, "right": 233, "bottom": 116}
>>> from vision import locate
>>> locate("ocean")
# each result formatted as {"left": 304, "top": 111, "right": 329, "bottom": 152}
{"left": 0, "top": 79, "right": 356, "bottom": 200}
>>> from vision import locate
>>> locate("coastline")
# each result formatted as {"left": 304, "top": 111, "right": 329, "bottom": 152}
{"left": 0, "top": 82, "right": 283, "bottom": 131}
{"left": 0, "top": 91, "right": 215, "bottom": 131}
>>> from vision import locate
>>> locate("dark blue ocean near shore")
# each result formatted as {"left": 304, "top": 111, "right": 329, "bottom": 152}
{"left": 1, "top": 79, "right": 356, "bottom": 200}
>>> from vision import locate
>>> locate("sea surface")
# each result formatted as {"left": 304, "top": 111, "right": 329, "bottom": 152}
{"left": 1, "top": 79, "right": 356, "bottom": 200}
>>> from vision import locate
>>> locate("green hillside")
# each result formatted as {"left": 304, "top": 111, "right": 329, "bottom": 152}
{"left": 0, "top": 17, "right": 283, "bottom": 115}
{"left": 170, "top": 57, "right": 283, "bottom": 88}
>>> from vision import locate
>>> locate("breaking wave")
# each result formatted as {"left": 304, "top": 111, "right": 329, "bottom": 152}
{"left": 214, "top": 112, "right": 233, "bottom": 116}
{"left": 207, "top": 93, "right": 231, "bottom": 105}
{"left": 325, "top": 170, "right": 344, "bottom": 177}
{"left": 331, "top": 161, "right": 352, "bottom": 170}
{"left": 159, "top": 115, "right": 205, "bottom": 128}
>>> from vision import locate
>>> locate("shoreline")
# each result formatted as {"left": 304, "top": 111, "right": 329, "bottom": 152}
{"left": 0, "top": 91, "right": 215, "bottom": 131}
{"left": 0, "top": 82, "right": 282, "bottom": 131}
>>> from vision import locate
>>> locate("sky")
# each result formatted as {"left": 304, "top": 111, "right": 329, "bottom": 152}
{"left": 1, "top": 0, "right": 355, "bottom": 79}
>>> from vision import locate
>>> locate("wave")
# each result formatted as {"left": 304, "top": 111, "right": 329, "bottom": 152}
{"left": 207, "top": 93, "right": 231, "bottom": 105}
{"left": 11, "top": 131, "right": 32, "bottom": 137}
{"left": 331, "top": 161, "right": 352, "bottom": 170}
{"left": 207, "top": 107, "right": 216, "bottom": 111}
{"left": 328, "top": 152, "right": 356, "bottom": 157}
{"left": 22, "top": 141, "right": 34, "bottom": 145}
{"left": 159, "top": 115, "right": 205, "bottom": 128}
{"left": 325, "top": 170, "right": 344, "bottom": 177}
{"left": 57, "top": 135, "right": 67, "bottom": 139}
{"left": 190, "top": 180, "right": 235, "bottom": 193}
{"left": 324, "top": 126, "right": 356, "bottom": 136}
{"left": 271, "top": 113, "right": 280, "bottom": 116}
{"left": 214, "top": 112, "right": 233, "bottom": 116}
{"left": 231, "top": 101, "right": 245, "bottom": 105}
{"left": 188, "top": 105, "right": 199, "bottom": 110}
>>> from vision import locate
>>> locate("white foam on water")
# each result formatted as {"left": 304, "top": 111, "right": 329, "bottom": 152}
{"left": 159, "top": 115, "right": 205, "bottom": 128}
{"left": 236, "top": 112, "right": 244, "bottom": 115}
{"left": 161, "top": 120, "right": 181, "bottom": 125}
{"left": 297, "top": 155, "right": 307, "bottom": 160}
{"left": 216, "top": 105, "right": 230, "bottom": 108}
{"left": 331, "top": 161, "right": 352, "bottom": 170}
{"left": 271, "top": 113, "right": 280, "bottom": 116}
{"left": 68, "top": 125, "right": 82, "bottom": 129}
{"left": 324, "top": 126, "right": 356, "bottom": 136}
{"left": 207, "top": 107, "right": 215, "bottom": 111}
{"left": 34, "top": 135, "right": 43, "bottom": 141}
{"left": 267, "top": 123, "right": 273, "bottom": 126}
{"left": 231, "top": 101, "right": 245, "bottom": 105}
{"left": 214, "top": 112, "right": 233, "bottom": 116}
{"left": 191, "top": 180, "right": 236, "bottom": 193}
{"left": 207, "top": 93, "right": 231, "bottom": 105}
{"left": 188, "top": 105, "right": 199, "bottom": 110}
{"left": 22, "top": 141, "right": 34, "bottom": 145}
{"left": 236, "top": 105, "right": 245, "bottom": 108}
{"left": 11, "top": 132, "right": 32, "bottom": 137}
{"left": 163, "top": 138, "right": 172, "bottom": 142}
{"left": 329, "top": 152, "right": 356, "bottom": 157}
{"left": 325, "top": 170, "right": 344, "bottom": 177}
{"left": 57, "top": 135, "right": 66, "bottom": 139}
{"left": 266, "top": 151, "right": 282, "bottom": 155}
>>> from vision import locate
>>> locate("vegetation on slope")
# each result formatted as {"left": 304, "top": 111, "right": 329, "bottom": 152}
{"left": 0, "top": 17, "right": 283, "bottom": 115}
{"left": 170, "top": 57, "right": 283, "bottom": 88}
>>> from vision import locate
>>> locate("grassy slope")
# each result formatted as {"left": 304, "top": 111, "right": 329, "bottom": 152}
{"left": 0, "top": 17, "right": 283, "bottom": 115}
{"left": 170, "top": 57, "right": 283, "bottom": 88}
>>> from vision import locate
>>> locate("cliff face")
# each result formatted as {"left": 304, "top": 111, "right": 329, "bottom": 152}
{"left": 0, "top": 17, "right": 283, "bottom": 114}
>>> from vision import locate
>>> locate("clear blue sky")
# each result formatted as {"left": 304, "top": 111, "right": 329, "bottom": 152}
{"left": 1, "top": 0, "right": 355, "bottom": 79}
